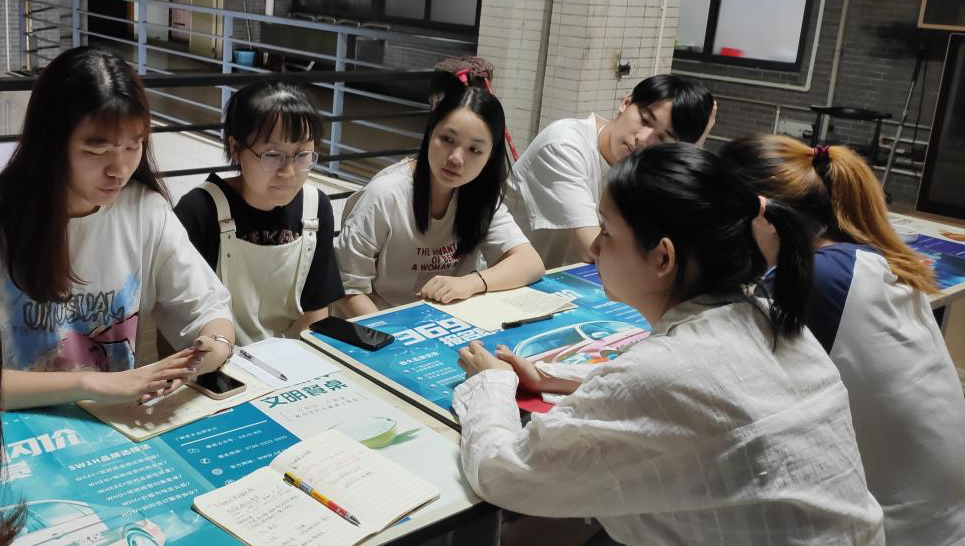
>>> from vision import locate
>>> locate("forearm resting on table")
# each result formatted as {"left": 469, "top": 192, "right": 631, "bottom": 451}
{"left": 195, "top": 318, "right": 235, "bottom": 374}
{"left": 537, "top": 373, "right": 582, "bottom": 395}
{"left": 339, "top": 293, "right": 379, "bottom": 318}
{"left": 285, "top": 307, "right": 330, "bottom": 339}
{"left": 1, "top": 368, "right": 95, "bottom": 410}
{"left": 479, "top": 244, "right": 545, "bottom": 291}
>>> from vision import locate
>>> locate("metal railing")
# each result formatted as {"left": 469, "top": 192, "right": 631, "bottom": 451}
{"left": 16, "top": 0, "right": 474, "bottom": 183}
{"left": 0, "top": 68, "right": 446, "bottom": 197}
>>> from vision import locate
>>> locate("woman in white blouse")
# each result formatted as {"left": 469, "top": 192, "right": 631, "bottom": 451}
{"left": 455, "top": 143, "right": 883, "bottom": 545}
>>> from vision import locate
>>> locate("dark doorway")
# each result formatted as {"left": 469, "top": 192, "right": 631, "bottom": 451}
{"left": 87, "top": 0, "right": 133, "bottom": 41}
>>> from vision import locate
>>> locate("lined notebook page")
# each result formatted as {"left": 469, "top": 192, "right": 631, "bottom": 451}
{"left": 270, "top": 430, "right": 440, "bottom": 532}
{"left": 193, "top": 466, "right": 367, "bottom": 546}
{"left": 427, "top": 286, "right": 576, "bottom": 331}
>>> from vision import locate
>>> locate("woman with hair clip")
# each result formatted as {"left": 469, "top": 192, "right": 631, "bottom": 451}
{"left": 336, "top": 85, "right": 544, "bottom": 317}
{"left": 0, "top": 47, "right": 234, "bottom": 410}
{"left": 720, "top": 134, "right": 965, "bottom": 546}
{"left": 454, "top": 143, "right": 883, "bottom": 545}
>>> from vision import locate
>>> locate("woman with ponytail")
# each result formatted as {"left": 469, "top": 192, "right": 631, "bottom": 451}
{"left": 722, "top": 134, "right": 965, "bottom": 546}
{"left": 453, "top": 143, "right": 883, "bottom": 545}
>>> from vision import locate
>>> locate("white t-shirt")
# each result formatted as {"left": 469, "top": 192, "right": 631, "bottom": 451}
{"left": 454, "top": 298, "right": 884, "bottom": 546}
{"left": 505, "top": 114, "right": 610, "bottom": 268}
{"left": 336, "top": 160, "right": 530, "bottom": 310}
{"left": 0, "top": 183, "right": 233, "bottom": 372}
{"left": 803, "top": 244, "right": 965, "bottom": 545}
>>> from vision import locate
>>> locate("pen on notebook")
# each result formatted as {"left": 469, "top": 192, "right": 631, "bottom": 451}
{"left": 501, "top": 312, "right": 557, "bottom": 329}
{"left": 283, "top": 472, "right": 361, "bottom": 527}
{"left": 237, "top": 348, "right": 288, "bottom": 382}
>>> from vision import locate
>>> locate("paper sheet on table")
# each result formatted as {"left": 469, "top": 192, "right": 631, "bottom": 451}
{"left": 427, "top": 286, "right": 576, "bottom": 332}
{"left": 231, "top": 337, "right": 343, "bottom": 388}
{"left": 78, "top": 362, "right": 273, "bottom": 442}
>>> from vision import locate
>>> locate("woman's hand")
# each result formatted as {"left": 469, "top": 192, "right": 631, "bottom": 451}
{"left": 81, "top": 347, "right": 199, "bottom": 405}
{"left": 417, "top": 274, "right": 484, "bottom": 304}
{"left": 457, "top": 341, "right": 513, "bottom": 379}
{"left": 493, "top": 344, "right": 545, "bottom": 392}
{"left": 192, "top": 335, "right": 232, "bottom": 375}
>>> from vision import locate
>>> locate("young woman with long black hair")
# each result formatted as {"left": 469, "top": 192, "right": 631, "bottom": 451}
{"left": 336, "top": 85, "right": 544, "bottom": 316}
{"left": 0, "top": 47, "right": 234, "bottom": 410}
{"left": 455, "top": 143, "right": 883, "bottom": 545}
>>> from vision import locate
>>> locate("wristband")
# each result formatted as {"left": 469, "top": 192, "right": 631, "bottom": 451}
{"left": 472, "top": 270, "right": 489, "bottom": 293}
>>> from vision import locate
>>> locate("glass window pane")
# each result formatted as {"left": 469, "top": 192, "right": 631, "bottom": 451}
{"left": 429, "top": 0, "right": 477, "bottom": 26}
{"left": 712, "top": 0, "right": 808, "bottom": 63}
{"left": 384, "top": 0, "right": 426, "bottom": 19}
{"left": 676, "top": 0, "right": 712, "bottom": 52}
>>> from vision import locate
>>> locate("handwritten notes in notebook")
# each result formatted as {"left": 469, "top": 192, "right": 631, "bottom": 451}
{"left": 193, "top": 430, "right": 439, "bottom": 546}
{"left": 427, "top": 286, "right": 576, "bottom": 332}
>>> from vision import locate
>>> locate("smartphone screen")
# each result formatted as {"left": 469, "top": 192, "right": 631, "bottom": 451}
{"left": 193, "top": 370, "right": 245, "bottom": 394}
{"left": 310, "top": 317, "right": 394, "bottom": 351}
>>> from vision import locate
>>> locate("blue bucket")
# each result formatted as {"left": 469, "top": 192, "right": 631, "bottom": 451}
{"left": 234, "top": 50, "right": 256, "bottom": 66}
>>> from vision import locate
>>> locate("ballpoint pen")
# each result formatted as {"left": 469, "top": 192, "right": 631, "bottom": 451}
{"left": 236, "top": 348, "right": 288, "bottom": 382}
{"left": 501, "top": 312, "right": 557, "bottom": 329}
{"left": 284, "top": 472, "right": 361, "bottom": 526}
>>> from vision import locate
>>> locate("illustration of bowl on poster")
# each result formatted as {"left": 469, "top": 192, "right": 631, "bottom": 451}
{"left": 329, "top": 417, "right": 419, "bottom": 449}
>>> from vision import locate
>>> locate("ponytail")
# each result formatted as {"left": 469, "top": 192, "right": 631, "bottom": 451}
{"left": 721, "top": 135, "right": 936, "bottom": 294}
{"left": 760, "top": 200, "right": 814, "bottom": 338}
{"left": 824, "top": 146, "right": 936, "bottom": 293}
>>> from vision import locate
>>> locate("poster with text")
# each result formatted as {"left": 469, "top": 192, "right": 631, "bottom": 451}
{"left": 1, "top": 406, "right": 235, "bottom": 546}
{"left": 311, "top": 267, "right": 651, "bottom": 414}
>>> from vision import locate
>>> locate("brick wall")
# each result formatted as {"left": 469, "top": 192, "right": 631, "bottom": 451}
{"left": 672, "top": 0, "right": 952, "bottom": 207}
{"left": 479, "top": 0, "right": 679, "bottom": 149}
{"left": 1, "top": 0, "right": 20, "bottom": 72}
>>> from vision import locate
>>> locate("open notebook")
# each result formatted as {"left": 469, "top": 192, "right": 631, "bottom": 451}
{"left": 193, "top": 429, "right": 440, "bottom": 546}
{"left": 427, "top": 286, "right": 576, "bottom": 331}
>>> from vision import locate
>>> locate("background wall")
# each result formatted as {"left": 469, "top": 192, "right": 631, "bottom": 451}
{"left": 672, "top": 0, "right": 955, "bottom": 207}
{"left": 478, "top": 0, "right": 680, "bottom": 150}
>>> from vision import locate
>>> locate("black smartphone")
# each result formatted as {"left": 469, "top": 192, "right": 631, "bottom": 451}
{"left": 188, "top": 370, "right": 246, "bottom": 400}
{"left": 310, "top": 316, "right": 395, "bottom": 351}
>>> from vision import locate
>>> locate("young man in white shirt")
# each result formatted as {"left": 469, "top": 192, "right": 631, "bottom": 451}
{"left": 505, "top": 75, "right": 716, "bottom": 268}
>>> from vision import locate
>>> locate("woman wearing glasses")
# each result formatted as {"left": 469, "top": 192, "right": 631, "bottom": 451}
{"left": 176, "top": 81, "right": 344, "bottom": 345}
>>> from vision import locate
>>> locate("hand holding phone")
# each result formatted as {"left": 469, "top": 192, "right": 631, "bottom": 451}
{"left": 310, "top": 316, "right": 394, "bottom": 351}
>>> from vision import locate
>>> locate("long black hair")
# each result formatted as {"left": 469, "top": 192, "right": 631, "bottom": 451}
{"left": 0, "top": 46, "right": 165, "bottom": 303}
{"left": 222, "top": 80, "right": 323, "bottom": 164}
{"left": 630, "top": 75, "right": 714, "bottom": 144}
{"left": 412, "top": 85, "right": 507, "bottom": 258}
{"left": 607, "top": 143, "right": 813, "bottom": 341}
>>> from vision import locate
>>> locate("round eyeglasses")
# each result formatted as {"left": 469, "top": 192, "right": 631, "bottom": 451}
{"left": 246, "top": 146, "right": 319, "bottom": 172}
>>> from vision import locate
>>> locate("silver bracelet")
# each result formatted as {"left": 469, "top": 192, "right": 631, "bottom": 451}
{"left": 207, "top": 334, "right": 235, "bottom": 358}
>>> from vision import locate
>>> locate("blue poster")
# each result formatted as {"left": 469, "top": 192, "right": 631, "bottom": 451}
{"left": 157, "top": 403, "right": 300, "bottom": 488}
{"left": 311, "top": 267, "right": 651, "bottom": 414}
{"left": 2, "top": 406, "right": 235, "bottom": 546}
{"left": 910, "top": 236, "right": 965, "bottom": 290}
{"left": 910, "top": 235, "right": 965, "bottom": 258}
{"left": 530, "top": 269, "right": 647, "bottom": 326}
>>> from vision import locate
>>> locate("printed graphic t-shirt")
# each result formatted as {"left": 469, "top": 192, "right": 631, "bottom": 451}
{"left": 336, "top": 160, "right": 530, "bottom": 310}
{"left": 0, "top": 183, "right": 233, "bottom": 372}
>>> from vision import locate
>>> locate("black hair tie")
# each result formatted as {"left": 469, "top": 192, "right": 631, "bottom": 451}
{"left": 811, "top": 145, "right": 833, "bottom": 192}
